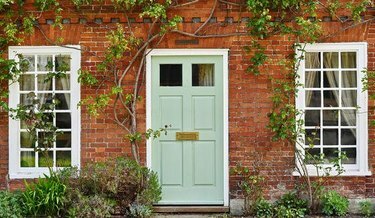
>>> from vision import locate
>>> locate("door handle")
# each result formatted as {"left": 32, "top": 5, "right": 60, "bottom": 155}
{"left": 176, "top": 132, "right": 199, "bottom": 140}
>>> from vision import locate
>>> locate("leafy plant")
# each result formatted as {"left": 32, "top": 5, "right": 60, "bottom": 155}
{"left": 22, "top": 169, "right": 67, "bottom": 216}
{"left": 127, "top": 203, "right": 153, "bottom": 218}
{"left": 321, "top": 190, "right": 349, "bottom": 216}
{"left": 274, "top": 192, "right": 308, "bottom": 218}
{"left": 0, "top": 191, "right": 24, "bottom": 218}
{"left": 359, "top": 200, "right": 373, "bottom": 217}
{"left": 254, "top": 198, "right": 273, "bottom": 218}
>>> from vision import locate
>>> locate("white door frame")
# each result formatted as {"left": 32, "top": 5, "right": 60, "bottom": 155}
{"left": 145, "top": 49, "right": 229, "bottom": 206}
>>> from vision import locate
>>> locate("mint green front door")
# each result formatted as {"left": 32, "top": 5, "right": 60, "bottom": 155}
{"left": 151, "top": 55, "right": 224, "bottom": 204}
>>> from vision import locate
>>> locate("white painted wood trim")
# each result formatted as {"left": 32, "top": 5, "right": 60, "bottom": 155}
{"left": 8, "top": 45, "right": 81, "bottom": 179}
{"left": 146, "top": 49, "right": 230, "bottom": 206}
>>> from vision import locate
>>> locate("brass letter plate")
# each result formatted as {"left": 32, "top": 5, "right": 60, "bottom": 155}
{"left": 176, "top": 132, "right": 199, "bottom": 140}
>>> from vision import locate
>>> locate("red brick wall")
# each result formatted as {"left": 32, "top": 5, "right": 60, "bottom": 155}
{"left": 1, "top": 1, "right": 375, "bottom": 200}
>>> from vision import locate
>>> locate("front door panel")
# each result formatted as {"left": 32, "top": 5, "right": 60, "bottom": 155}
{"left": 151, "top": 55, "right": 224, "bottom": 204}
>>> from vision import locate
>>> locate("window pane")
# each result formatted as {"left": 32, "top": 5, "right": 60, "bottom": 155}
{"left": 37, "top": 55, "right": 53, "bottom": 71}
{"left": 20, "top": 55, "right": 35, "bottom": 72}
{"left": 37, "top": 74, "right": 53, "bottom": 91}
{"left": 55, "top": 55, "right": 71, "bottom": 71}
{"left": 56, "top": 132, "right": 71, "bottom": 148}
{"left": 20, "top": 132, "right": 35, "bottom": 148}
{"left": 305, "top": 91, "right": 321, "bottom": 107}
{"left": 341, "top": 90, "right": 356, "bottom": 107}
{"left": 305, "top": 52, "right": 320, "bottom": 69}
{"left": 55, "top": 93, "right": 70, "bottom": 110}
{"left": 323, "top": 129, "right": 338, "bottom": 145}
{"left": 342, "top": 148, "right": 356, "bottom": 164}
{"left": 56, "top": 113, "right": 71, "bottom": 129}
{"left": 37, "top": 93, "right": 54, "bottom": 108}
{"left": 323, "top": 110, "right": 338, "bottom": 126}
{"left": 341, "top": 110, "right": 356, "bottom": 126}
{"left": 324, "top": 90, "right": 338, "bottom": 107}
{"left": 192, "top": 64, "right": 214, "bottom": 86}
{"left": 323, "top": 71, "right": 339, "bottom": 88}
{"left": 342, "top": 71, "right": 357, "bottom": 88}
{"left": 56, "top": 151, "right": 71, "bottom": 167}
{"left": 305, "top": 129, "right": 320, "bottom": 145}
{"left": 19, "top": 75, "right": 35, "bottom": 91}
{"left": 305, "top": 110, "right": 320, "bottom": 126}
{"left": 323, "top": 52, "right": 339, "bottom": 68}
{"left": 38, "top": 132, "right": 54, "bottom": 148}
{"left": 305, "top": 148, "right": 321, "bottom": 164}
{"left": 20, "top": 93, "right": 34, "bottom": 106}
{"left": 160, "top": 64, "right": 182, "bottom": 86}
{"left": 341, "top": 52, "right": 356, "bottom": 68}
{"left": 323, "top": 148, "right": 338, "bottom": 163}
{"left": 21, "top": 151, "right": 35, "bottom": 167}
{"left": 38, "top": 151, "right": 53, "bottom": 167}
{"left": 305, "top": 71, "right": 320, "bottom": 88}
{"left": 341, "top": 129, "right": 356, "bottom": 145}
{"left": 56, "top": 75, "right": 70, "bottom": 90}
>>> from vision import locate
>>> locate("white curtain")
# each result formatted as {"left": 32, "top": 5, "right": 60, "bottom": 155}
{"left": 305, "top": 52, "right": 320, "bottom": 105}
{"left": 198, "top": 64, "right": 214, "bottom": 86}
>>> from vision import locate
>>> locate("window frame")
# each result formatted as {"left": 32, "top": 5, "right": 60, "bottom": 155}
{"left": 8, "top": 46, "right": 81, "bottom": 179}
{"left": 295, "top": 42, "right": 370, "bottom": 176}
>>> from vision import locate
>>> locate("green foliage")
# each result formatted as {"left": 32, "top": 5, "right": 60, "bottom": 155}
{"left": 254, "top": 198, "right": 273, "bottom": 218}
{"left": 231, "top": 163, "right": 265, "bottom": 215}
{"left": 127, "top": 203, "right": 153, "bottom": 218}
{"left": 346, "top": 0, "right": 373, "bottom": 22}
{"left": 274, "top": 192, "right": 308, "bottom": 218}
{"left": 66, "top": 190, "right": 115, "bottom": 218}
{"left": 321, "top": 190, "right": 349, "bottom": 216}
{"left": 22, "top": 170, "right": 67, "bottom": 216}
{"left": 78, "top": 69, "right": 99, "bottom": 85}
{"left": 359, "top": 200, "right": 373, "bottom": 217}
{"left": 0, "top": 191, "right": 24, "bottom": 218}
{"left": 63, "top": 157, "right": 161, "bottom": 215}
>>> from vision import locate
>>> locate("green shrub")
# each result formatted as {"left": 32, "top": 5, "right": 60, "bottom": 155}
{"left": 66, "top": 190, "right": 114, "bottom": 218}
{"left": 254, "top": 198, "right": 273, "bottom": 218}
{"left": 321, "top": 190, "right": 349, "bottom": 216}
{"left": 0, "top": 191, "right": 24, "bottom": 218}
{"left": 359, "top": 200, "right": 373, "bottom": 217}
{"left": 274, "top": 192, "right": 308, "bottom": 218}
{"left": 22, "top": 169, "right": 67, "bottom": 216}
{"left": 63, "top": 157, "right": 161, "bottom": 215}
{"left": 127, "top": 203, "right": 153, "bottom": 218}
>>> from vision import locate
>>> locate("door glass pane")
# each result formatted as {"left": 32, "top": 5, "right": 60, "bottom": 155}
{"left": 323, "top": 110, "right": 338, "bottom": 126}
{"left": 323, "top": 71, "right": 339, "bottom": 88}
{"left": 56, "top": 75, "right": 70, "bottom": 90}
{"left": 324, "top": 90, "right": 338, "bottom": 107}
{"left": 305, "top": 71, "right": 320, "bottom": 88}
{"left": 37, "top": 74, "right": 53, "bottom": 91}
{"left": 341, "top": 52, "right": 356, "bottom": 68}
{"left": 160, "top": 64, "right": 182, "bottom": 86}
{"left": 305, "top": 91, "right": 321, "bottom": 107}
{"left": 20, "top": 55, "right": 35, "bottom": 72}
{"left": 342, "top": 71, "right": 357, "bottom": 88}
{"left": 21, "top": 151, "right": 35, "bottom": 167}
{"left": 192, "top": 64, "right": 214, "bottom": 86}
{"left": 55, "top": 55, "right": 71, "bottom": 71}
{"left": 342, "top": 148, "right": 356, "bottom": 164}
{"left": 19, "top": 75, "right": 35, "bottom": 91}
{"left": 323, "top": 129, "right": 338, "bottom": 145}
{"left": 323, "top": 52, "right": 339, "bottom": 68}
{"left": 305, "top": 52, "right": 320, "bottom": 69}
{"left": 37, "top": 55, "right": 53, "bottom": 71}
{"left": 56, "top": 132, "right": 71, "bottom": 148}
{"left": 56, "top": 113, "right": 71, "bottom": 129}
{"left": 341, "top": 129, "right": 356, "bottom": 145}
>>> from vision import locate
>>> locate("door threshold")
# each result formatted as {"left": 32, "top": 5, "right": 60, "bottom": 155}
{"left": 153, "top": 206, "right": 229, "bottom": 213}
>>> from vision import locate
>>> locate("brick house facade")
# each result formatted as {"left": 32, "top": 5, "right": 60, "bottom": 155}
{"left": 1, "top": 0, "right": 375, "bottom": 210}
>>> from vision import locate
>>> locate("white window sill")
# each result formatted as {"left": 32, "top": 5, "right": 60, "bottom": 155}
{"left": 292, "top": 170, "right": 372, "bottom": 177}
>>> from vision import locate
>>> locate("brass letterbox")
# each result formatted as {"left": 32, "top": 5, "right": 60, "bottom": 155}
{"left": 176, "top": 132, "right": 199, "bottom": 140}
